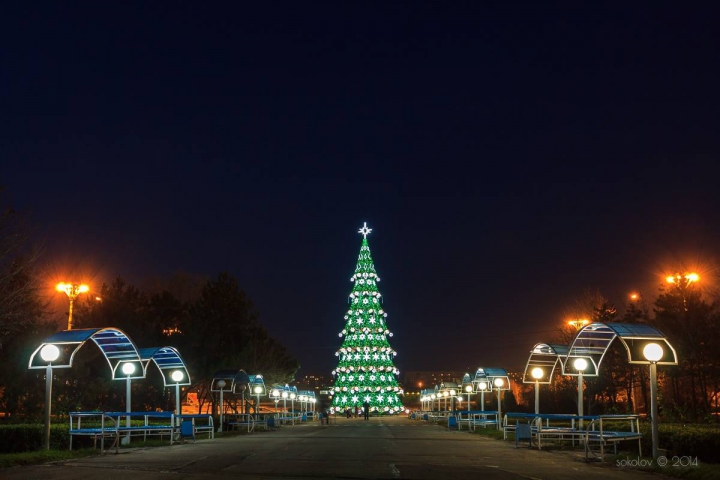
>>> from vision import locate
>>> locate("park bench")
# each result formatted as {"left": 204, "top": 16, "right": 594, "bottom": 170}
{"left": 583, "top": 414, "right": 642, "bottom": 461}
{"left": 105, "top": 411, "right": 176, "bottom": 452}
{"left": 227, "top": 413, "right": 255, "bottom": 432}
{"left": 69, "top": 411, "right": 118, "bottom": 452}
{"left": 455, "top": 410, "right": 499, "bottom": 430}
{"left": 503, "top": 412, "right": 642, "bottom": 459}
{"left": 70, "top": 411, "right": 177, "bottom": 453}
{"left": 177, "top": 414, "right": 214, "bottom": 440}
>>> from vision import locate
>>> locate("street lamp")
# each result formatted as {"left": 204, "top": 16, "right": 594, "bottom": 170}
{"left": 493, "top": 378, "right": 504, "bottom": 430}
{"left": 449, "top": 389, "right": 456, "bottom": 412}
{"left": 271, "top": 388, "right": 280, "bottom": 412}
{"left": 644, "top": 343, "right": 664, "bottom": 460}
{"left": 478, "top": 381, "right": 487, "bottom": 412}
{"left": 568, "top": 319, "right": 589, "bottom": 331}
{"left": 216, "top": 380, "right": 226, "bottom": 432}
{"left": 122, "top": 363, "right": 136, "bottom": 444}
{"left": 254, "top": 384, "right": 263, "bottom": 415}
{"left": 666, "top": 272, "right": 699, "bottom": 285}
{"left": 40, "top": 344, "right": 59, "bottom": 450}
{"left": 531, "top": 367, "right": 544, "bottom": 414}
{"left": 171, "top": 370, "right": 184, "bottom": 425}
{"left": 56, "top": 283, "right": 89, "bottom": 330}
{"left": 462, "top": 373, "right": 473, "bottom": 410}
{"left": 282, "top": 389, "right": 289, "bottom": 414}
{"left": 666, "top": 272, "right": 700, "bottom": 311}
{"left": 574, "top": 358, "right": 588, "bottom": 428}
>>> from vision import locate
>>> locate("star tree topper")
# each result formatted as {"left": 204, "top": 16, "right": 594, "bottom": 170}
{"left": 358, "top": 222, "right": 372, "bottom": 238}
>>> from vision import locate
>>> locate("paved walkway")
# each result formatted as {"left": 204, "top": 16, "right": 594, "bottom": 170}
{"left": 2, "top": 416, "right": 662, "bottom": 479}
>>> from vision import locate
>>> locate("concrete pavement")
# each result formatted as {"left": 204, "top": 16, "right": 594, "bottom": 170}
{"left": 1, "top": 415, "right": 663, "bottom": 479}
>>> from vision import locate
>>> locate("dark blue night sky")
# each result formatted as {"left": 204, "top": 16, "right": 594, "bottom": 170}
{"left": 3, "top": 2, "right": 720, "bottom": 375}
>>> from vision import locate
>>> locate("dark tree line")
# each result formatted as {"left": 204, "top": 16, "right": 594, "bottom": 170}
{"left": 0, "top": 196, "right": 299, "bottom": 420}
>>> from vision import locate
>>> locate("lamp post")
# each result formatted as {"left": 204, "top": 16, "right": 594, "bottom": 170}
{"left": 254, "top": 385, "right": 263, "bottom": 415}
{"left": 171, "top": 370, "right": 184, "bottom": 426}
{"left": 271, "top": 389, "right": 279, "bottom": 412}
{"left": 282, "top": 390, "right": 288, "bottom": 415}
{"left": 462, "top": 373, "right": 473, "bottom": 410}
{"left": 122, "top": 363, "right": 136, "bottom": 444}
{"left": 450, "top": 389, "right": 457, "bottom": 412}
{"left": 531, "top": 367, "right": 544, "bottom": 414}
{"left": 217, "top": 380, "right": 226, "bottom": 432}
{"left": 290, "top": 391, "right": 297, "bottom": 421}
{"left": 40, "top": 344, "right": 59, "bottom": 450}
{"left": 644, "top": 343, "right": 664, "bottom": 460}
{"left": 56, "top": 283, "right": 89, "bottom": 330}
{"left": 494, "top": 378, "right": 504, "bottom": 430}
{"left": 443, "top": 391, "right": 449, "bottom": 411}
{"left": 574, "top": 358, "right": 588, "bottom": 428}
{"left": 478, "top": 381, "right": 487, "bottom": 411}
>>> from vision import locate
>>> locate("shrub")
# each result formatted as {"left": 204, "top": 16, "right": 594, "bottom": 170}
{"left": 0, "top": 424, "right": 70, "bottom": 453}
{"left": 655, "top": 424, "right": 720, "bottom": 463}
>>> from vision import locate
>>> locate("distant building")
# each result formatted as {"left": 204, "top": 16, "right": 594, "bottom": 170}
{"left": 295, "top": 374, "right": 331, "bottom": 392}
{"left": 401, "top": 371, "right": 466, "bottom": 392}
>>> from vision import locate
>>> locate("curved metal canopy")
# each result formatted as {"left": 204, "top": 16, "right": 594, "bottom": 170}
{"left": 522, "top": 343, "right": 568, "bottom": 384}
{"left": 211, "top": 369, "right": 250, "bottom": 394}
{"left": 248, "top": 374, "right": 266, "bottom": 395}
{"left": 472, "top": 367, "right": 510, "bottom": 391}
{"left": 28, "top": 328, "right": 142, "bottom": 380}
{"left": 562, "top": 322, "right": 678, "bottom": 377}
{"left": 139, "top": 346, "right": 191, "bottom": 386}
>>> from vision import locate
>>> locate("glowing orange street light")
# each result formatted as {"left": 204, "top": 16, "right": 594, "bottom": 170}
{"left": 568, "top": 319, "right": 589, "bottom": 331}
{"left": 666, "top": 272, "right": 699, "bottom": 286}
{"left": 56, "top": 283, "right": 89, "bottom": 330}
{"left": 629, "top": 293, "right": 640, "bottom": 301}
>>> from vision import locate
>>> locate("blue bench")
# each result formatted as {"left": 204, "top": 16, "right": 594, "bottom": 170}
{"left": 105, "top": 411, "right": 176, "bottom": 452}
{"left": 69, "top": 412, "right": 117, "bottom": 452}
{"left": 502, "top": 413, "right": 642, "bottom": 460}
{"left": 177, "top": 414, "right": 215, "bottom": 440}
{"left": 227, "top": 413, "right": 255, "bottom": 432}
{"left": 70, "top": 411, "right": 176, "bottom": 453}
{"left": 456, "top": 410, "right": 499, "bottom": 430}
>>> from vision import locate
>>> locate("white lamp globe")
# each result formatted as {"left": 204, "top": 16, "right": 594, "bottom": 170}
{"left": 479, "top": 382, "right": 487, "bottom": 391}
{"left": 122, "top": 363, "right": 136, "bottom": 375}
{"left": 290, "top": 392, "right": 296, "bottom": 399}
{"left": 217, "top": 380, "right": 227, "bottom": 389}
{"left": 171, "top": 370, "right": 184, "bottom": 382}
{"left": 40, "top": 344, "right": 60, "bottom": 362}
{"left": 643, "top": 343, "right": 664, "bottom": 362}
{"left": 254, "top": 386, "right": 262, "bottom": 394}
{"left": 465, "top": 385, "right": 472, "bottom": 392}
{"left": 531, "top": 367, "right": 544, "bottom": 380}
{"left": 573, "top": 358, "right": 588, "bottom": 372}
{"left": 450, "top": 389, "right": 456, "bottom": 396}
{"left": 282, "top": 391, "right": 288, "bottom": 399}
{"left": 271, "top": 389, "right": 279, "bottom": 397}
{"left": 494, "top": 378, "right": 504, "bottom": 388}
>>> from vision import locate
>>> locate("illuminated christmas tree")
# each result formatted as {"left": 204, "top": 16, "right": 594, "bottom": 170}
{"left": 330, "top": 223, "right": 403, "bottom": 414}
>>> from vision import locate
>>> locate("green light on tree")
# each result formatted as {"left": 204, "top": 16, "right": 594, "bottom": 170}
{"left": 330, "top": 223, "right": 404, "bottom": 414}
